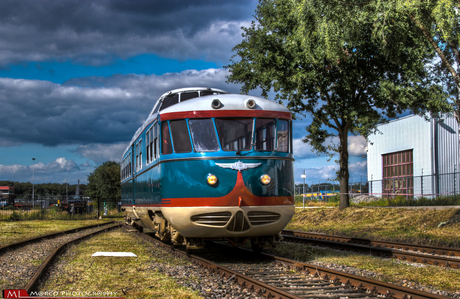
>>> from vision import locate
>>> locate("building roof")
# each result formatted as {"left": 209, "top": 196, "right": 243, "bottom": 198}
{"left": 0, "top": 186, "right": 14, "bottom": 190}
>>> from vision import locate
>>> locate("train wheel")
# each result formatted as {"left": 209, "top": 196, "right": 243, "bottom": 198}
{"left": 250, "top": 238, "right": 263, "bottom": 254}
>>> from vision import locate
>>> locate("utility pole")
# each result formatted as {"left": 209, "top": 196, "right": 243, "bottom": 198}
{"left": 32, "top": 158, "right": 35, "bottom": 209}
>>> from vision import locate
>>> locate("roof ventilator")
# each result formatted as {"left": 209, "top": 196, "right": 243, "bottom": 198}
{"left": 245, "top": 99, "right": 256, "bottom": 109}
{"left": 211, "top": 99, "right": 222, "bottom": 109}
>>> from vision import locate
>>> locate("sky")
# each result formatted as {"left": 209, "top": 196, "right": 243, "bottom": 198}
{"left": 0, "top": 0, "right": 367, "bottom": 186}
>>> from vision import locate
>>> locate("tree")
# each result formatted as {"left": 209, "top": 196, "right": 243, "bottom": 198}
{"left": 368, "top": 0, "right": 459, "bottom": 121}
{"left": 226, "top": 0, "right": 450, "bottom": 209}
{"left": 85, "top": 161, "right": 121, "bottom": 203}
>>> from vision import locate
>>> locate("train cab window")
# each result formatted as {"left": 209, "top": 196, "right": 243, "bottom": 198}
{"left": 255, "top": 119, "right": 276, "bottom": 151}
{"left": 200, "top": 90, "right": 225, "bottom": 97}
{"left": 161, "top": 122, "right": 173, "bottom": 155}
{"left": 169, "top": 120, "right": 192, "bottom": 153}
{"left": 215, "top": 118, "right": 253, "bottom": 151}
{"left": 277, "top": 120, "right": 289, "bottom": 152}
{"left": 189, "top": 119, "right": 219, "bottom": 152}
{"left": 180, "top": 92, "right": 199, "bottom": 102}
{"left": 160, "top": 94, "right": 179, "bottom": 111}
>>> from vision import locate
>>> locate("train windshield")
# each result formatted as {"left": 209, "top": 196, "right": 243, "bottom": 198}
{"left": 215, "top": 118, "right": 253, "bottom": 151}
{"left": 162, "top": 117, "right": 291, "bottom": 154}
{"left": 189, "top": 119, "right": 220, "bottom": 152}
{"left": 255, "top": 119, "right": 276, "bottom": 151}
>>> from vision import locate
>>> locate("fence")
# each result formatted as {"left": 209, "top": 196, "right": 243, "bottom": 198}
{"left": 0, "top": 195, "right": 122, "bottom": 221}
{"left": 97, "top": 198, "right": 123, "bottom": 218}
{"left": 296, "top": 171, "right": 460, "bottom": 200}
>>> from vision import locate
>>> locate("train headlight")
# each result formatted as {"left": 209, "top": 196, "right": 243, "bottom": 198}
{"left": 207, "top": 174, "right": 218, "bottom": 185}
{"left": 260, "top": 174, "right": 271, "bottom": 185}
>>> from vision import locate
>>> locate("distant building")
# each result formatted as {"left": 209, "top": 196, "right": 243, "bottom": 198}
{"left": 0, "top": 186, "right": 15, "bottom": 206}
{"left": 367, "top": 114, "right": 459, "bottom": 198}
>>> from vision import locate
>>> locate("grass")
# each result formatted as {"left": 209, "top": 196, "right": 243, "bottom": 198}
{"left": 280, "top": 207, "right": 460, "bottom": 294}
{"left": 295, "top": 194, "right": 460, "bottom": 208}
{"left": 0, "top": 219, "right": 112, "bottom": 247}
{"left": 288, "top": 207, "right": 460, "bottom": 247}
{"left": 38, "top": 229, "right": 202, "bottom": 299}
{"left": 0, "top": 207, "right": 100, "bottom": 221}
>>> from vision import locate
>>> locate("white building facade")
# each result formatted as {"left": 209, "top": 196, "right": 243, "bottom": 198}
{"left": 367, "top": 114, "right": 459, "bottom": 198}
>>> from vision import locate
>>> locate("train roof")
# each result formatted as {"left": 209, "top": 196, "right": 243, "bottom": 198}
{"left": 160, "top": 93, "right": 290, "bottom": 114}
{"left": 122, "top": 89, "right": 290, "bottom": 157}
{"left": 148, "top": 87, "right": 228, "bottom": 116}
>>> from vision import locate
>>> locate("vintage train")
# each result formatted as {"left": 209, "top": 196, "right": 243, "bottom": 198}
{"left": 121, "top": 87, "right": 295, "bottom": 251}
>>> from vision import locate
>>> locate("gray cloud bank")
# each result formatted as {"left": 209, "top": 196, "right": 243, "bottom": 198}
{"left": 0, "top": 0, "right": 255, "bottom": 67}
{"left": 0, "top": 68, "right": 236, "bottom": 147}
{"left": 0, "top": 157, "right": 81, "bottom": 183}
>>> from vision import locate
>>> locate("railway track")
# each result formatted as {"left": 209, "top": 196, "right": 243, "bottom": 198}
{"left": 0, "top": 222, "right": 121, "bottom": 293}
{"left": 0, "top": 221, "right": 117, "bottom": 254}
{"left": 281, "top": 230, "right": 460, "bottom": 269}
{"left": 127, "top": 225, "right": 451, "bottom": 299}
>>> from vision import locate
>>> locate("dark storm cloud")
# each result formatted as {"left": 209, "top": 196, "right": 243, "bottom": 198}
{"left": 0, "top": 68, "right": 236, "bottom": 147}
{"left": 0, "top": 0, "right": 256, "bottom": 66}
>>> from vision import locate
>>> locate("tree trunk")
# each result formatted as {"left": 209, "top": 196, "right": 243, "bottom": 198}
{"left": 339, "top": 129, "right": 350, "bottom": 210}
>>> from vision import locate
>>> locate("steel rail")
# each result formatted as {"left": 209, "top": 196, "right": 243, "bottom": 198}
{"left": 282, "top": 230, "right": 460, "bottom": 268}
{"left": 0, "top": 221, "right": 116, "bottom": 254}
{"left": 265, "top": 252, "right": 451, "bottom": 299}
{"left": 127, "top": 225, "right": 450, "bottom": 299}
{"left": 282, "top": 230, "right": 460, "bottom": 256}
{"left": 24, "top": 223, "right": 122, "bottom": 294}
{"left": 126, "top": 225, "right": 302, "bottom": 299}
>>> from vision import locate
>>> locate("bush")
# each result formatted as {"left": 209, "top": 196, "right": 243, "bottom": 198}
{"left": 8, "top": 211, "right": 21, "bottom": 221}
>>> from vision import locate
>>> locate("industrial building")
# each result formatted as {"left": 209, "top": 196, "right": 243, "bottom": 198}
{"left": 367, "top": 114, "right": 459, "bottom": 198}
{"left": 0, "top": 186, "right": 15, "bottom": 206}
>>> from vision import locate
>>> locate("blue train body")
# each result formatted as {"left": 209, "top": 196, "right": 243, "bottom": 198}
{"left": 121, "top": 87, "right": 295, "bottom": 250}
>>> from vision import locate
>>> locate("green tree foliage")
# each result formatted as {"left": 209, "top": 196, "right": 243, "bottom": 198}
{"left": 369, "top": 0, "right": 459, "bottom": 120}
{"left": 85, "top": 161, "right": 121, "bottom": 202}
{"left": 226, "top": 0, "right": 451, "bottom": 209}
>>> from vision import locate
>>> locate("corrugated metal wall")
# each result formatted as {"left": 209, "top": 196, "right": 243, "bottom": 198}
{"left": 367, "top": 114, "right": 459, "bottom": 197}
{"left": 434, "top": 115, "right": 459, "bottom": 195}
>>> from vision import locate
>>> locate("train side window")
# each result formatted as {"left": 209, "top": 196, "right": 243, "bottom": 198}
{"left": 138, "top": 140, "right": 142, "bottom": 170}
{"left": 255, "top": 119, "right": 276, "bottom": 151}
{"left": 169, "top": 120, "right": 192, "bottom": 153}
{"left": 180, "top": 92, "right": 199, "bottom": 102}
{"left": 146, "top": 129, "right": 150, "bottom": 164}
{"left": 136, "top": 140, "right": 142, "bottom": 171}
{"left": 160, "top": 94, "right": 179, "bottom": 111}
{"left": 129, "top": 152, "right": 132, "bottom": 176}
{"left": 215, "top": 118, "right": 253, "bottom": 151}
{"left": 161, "top": 122, "right": 173, "bottom": 155}
{"left": 189, "top": 119, "right": 219, "bottom": 152}
{"left": 149, "top": 127, "right": 154, "bottom": 163}
{"left": 154, "top": 123, "right": 158, "bottom": 159}
{"left": 277, "top": 120, "right": 289, "bottom": 152}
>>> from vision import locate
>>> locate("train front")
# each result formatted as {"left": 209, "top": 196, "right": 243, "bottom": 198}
{"left": 159, "top": 94, "right": 295, "bottom": 249}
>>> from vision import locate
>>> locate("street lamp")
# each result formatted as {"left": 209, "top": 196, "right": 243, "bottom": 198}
{"left": 32, "top": 158, "right": 35, "bottom": 209}
{"left": 301, "top": 171, "right": 306, "bottom": 209}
